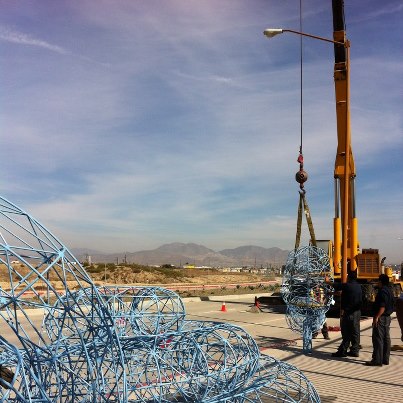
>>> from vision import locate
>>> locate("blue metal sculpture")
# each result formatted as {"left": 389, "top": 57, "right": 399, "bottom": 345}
{"left": 0, "top": 195, "right": 321, "bottom": 402}
{"left": 97, "top": 285, "right": 186, "bottom": 336}
{"left": 44, "top": 285, "right": 186, "bottom": 341}
{"left": 178, "top": 321, "right": 261, "bottom": 400}
{"left": 282, "top": 245, "right": 334, "bottom": 354}
{"left": 0, "top": 196, "right": 126, "bottom": 401}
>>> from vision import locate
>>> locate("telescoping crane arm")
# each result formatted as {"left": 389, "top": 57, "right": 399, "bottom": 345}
{"left": 332, "top": 0, "right": 358, "bottom": 283}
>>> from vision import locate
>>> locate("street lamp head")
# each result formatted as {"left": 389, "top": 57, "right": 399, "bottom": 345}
{"left": 263, "top": 27, "right": 346, "bottom": 47}
{"left": 263, "top": 28, "right": 284, "bottom": 38}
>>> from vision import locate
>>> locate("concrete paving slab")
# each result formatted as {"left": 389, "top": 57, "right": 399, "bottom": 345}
{"left": 184, "top": 296, "right": 403, "bottom": 403}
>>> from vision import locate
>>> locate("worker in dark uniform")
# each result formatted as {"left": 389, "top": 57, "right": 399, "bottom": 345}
{"left": 312, "top": 322, "right": 330, "bottom": 340}
{"left": 366, "top": 274, "right": 394, "bottom": 366}
{"left": 398, "top": 264, "right": 403, "bottom": 342}
{"left": 396, "top": 294, "right": 403, "bottom": 342}
{"left": 329, "top": 270, "right": 362, "bottom": 357}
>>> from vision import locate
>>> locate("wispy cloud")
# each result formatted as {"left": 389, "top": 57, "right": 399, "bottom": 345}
{"left": 0, "top": 26, "right": 69, "bottom": 54}
{"left": 350, "top": 2, "right": 403, "bottom": 23}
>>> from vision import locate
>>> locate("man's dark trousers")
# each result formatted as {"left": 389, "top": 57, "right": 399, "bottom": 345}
{"left": 372, "top": 315, "right": 391, "bottom": 364}
{"left": 338, "top": 310, "right": 360, "bottom": 354}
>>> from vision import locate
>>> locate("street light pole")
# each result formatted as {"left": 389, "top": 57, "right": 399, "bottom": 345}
{"left": 263, "top": 28, "right": 344, "bottom": 46}
{"left": 263, "top": 24, "right": 352, "bottom": 284}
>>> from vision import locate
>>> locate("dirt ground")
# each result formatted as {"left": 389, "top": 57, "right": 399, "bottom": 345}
{"left": 0, "top": 263, "right": 280, "bottom": 297}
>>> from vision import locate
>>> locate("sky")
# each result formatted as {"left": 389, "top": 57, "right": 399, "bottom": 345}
{"left": 0, "top": 0, "right": 402, "bottom": 263}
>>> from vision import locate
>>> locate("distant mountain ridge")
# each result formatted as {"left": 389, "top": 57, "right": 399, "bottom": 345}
{"left": 72, "top": 242, "right": 289, "bottom": 267}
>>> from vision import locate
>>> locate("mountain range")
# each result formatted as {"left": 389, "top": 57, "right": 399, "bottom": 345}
{"left": 71, "top": 242, "right": 289, "bottom": 268}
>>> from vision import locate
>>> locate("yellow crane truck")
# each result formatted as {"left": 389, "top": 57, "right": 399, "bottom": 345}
{"left": 317, "top": 0, "right": 402, "bottom": 315}
{"left": 259, "top": 1, "right": 402, "bottom": 315}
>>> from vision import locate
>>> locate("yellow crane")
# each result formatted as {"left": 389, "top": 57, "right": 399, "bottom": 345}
{"left": 318, "top": 0, "right": 402, "bottom": 306}
{"left": 264, "top": 1, "right": 402, "bottom": 313}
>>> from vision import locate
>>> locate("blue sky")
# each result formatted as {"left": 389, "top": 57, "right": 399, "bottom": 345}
{"left": 1, "top": 1, "right": 402, "bottom": 263}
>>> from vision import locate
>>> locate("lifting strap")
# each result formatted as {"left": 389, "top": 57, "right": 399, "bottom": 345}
{"left": 295, "top": 191, "right": 316, "bottom": 249}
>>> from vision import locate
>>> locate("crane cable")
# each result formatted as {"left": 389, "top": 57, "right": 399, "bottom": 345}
{"left": 294, "top": 0, "right": 316, "bottom": 250}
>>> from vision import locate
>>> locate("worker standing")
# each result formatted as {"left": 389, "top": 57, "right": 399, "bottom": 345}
{"left": 396, "top": 293, "right": 403, "bottom": 342}
{"left": 329, "top": 270, "right": 362, "bottom": 358}
{"left": 313, "top": 322, "right": 330, "bottom": 340}
{"left": 366, "top": 274, "right": 394, "bottom": 366}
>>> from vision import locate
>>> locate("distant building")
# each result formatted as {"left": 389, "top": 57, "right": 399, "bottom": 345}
{"left": 222, "top": 267, "right": 242, "bottom": 273}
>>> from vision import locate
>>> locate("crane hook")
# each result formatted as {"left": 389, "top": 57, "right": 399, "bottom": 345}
{"left": 296, "top": 152, "right": 308, "bottom": 193}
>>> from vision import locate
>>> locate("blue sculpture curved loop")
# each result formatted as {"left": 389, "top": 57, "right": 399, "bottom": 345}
{"left": 180, "top": 321, "right": 260, "bottom": 399}
{"left": 282, "top": 245, "right": 334, "bottom": 353}
{"left": 97, "top": 285, "right": 186, "bottom": 336}
{"left": 0, "top": 195, "right": 321, "bottom": 402}
{"left": 231, "top": 355, "right": 321, "bottom": 402}
{"left": 119, "top": 331, "right": 207, "bottom": 401}
{"left": 44, "top": 285, "right": 186, "bottom": 340}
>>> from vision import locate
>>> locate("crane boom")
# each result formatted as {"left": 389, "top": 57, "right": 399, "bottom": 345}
{"left": 331, "top": 0, "right": 358, "bottom": 283}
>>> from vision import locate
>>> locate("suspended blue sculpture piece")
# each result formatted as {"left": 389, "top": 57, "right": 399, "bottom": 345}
{"left": 0, "top": 195, "right": 321, "bottom": 402}
{"left": 282, "top": 245, "right": 334, "bottom": 354}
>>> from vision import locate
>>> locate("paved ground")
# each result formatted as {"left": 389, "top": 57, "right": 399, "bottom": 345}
{"left": 183, "top": 294, "right": 403, "bottom": 403}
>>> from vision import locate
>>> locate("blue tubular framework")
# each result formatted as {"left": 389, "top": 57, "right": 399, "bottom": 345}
{"left": 0, "top": 196, "right": 320, "bottom": 402}
{"left": 0, "top": 196, "right": 126, "bottom": 401}
{"left": 282, "top": 246, "right": 334, "bottom": 354}
{"left": 96, "top": 285, "right": 187, "bottom": 336}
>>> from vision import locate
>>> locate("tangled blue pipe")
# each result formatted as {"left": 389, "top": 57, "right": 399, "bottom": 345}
{"left": 0, "top": 196, "right": 320, "bottom": 402}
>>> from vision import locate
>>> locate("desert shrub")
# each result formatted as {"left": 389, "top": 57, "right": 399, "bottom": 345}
{"left": 160, "top": 264, "right": 179, "bottom": 269}
{"left": 87, "top": 266, "right": 103, "bottom": 274}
